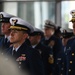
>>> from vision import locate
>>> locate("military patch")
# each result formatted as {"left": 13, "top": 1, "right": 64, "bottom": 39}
{"left": 48, "top": 54, "right": 54, "bottom": 64}
{"left": 72, "top": 53, "right": 74, "bottom": 56}
{"left": 48, "top": 40, "right": 55, "bottom": 48}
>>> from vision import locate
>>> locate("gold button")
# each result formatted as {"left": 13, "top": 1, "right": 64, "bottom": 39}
{"left": 19, "top": 66, "right": 21, "bottom": 68}
{"left": 61, "top": 68, "right": 63, "bottom": 70}
{"left": 72, "top": 53, "right": 74, "bottom": 56}
{"left": 19, "top": 62, "right": 21, "bottom": 64}
{"left": 70, "top": 61, "right": 72, "bottom": 64}
{"left": 69, "top": 69, "right": 71, "bottom": 72}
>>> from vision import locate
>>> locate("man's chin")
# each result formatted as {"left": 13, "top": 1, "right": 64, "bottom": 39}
{"left": 10, "top": 41, "right": 16, "bottom": 44}
{"left": 73, "top": 32, "right": 75, "bottom": 35}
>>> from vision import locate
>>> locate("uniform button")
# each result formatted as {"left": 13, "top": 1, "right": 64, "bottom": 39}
{"left": 19, "top": 66, "right": 21, "bottom": 68}
{"left": 69, "top": 69, "right": 71, "bottom": 72}
{"left": 19, "top": 62, "right": 21, "bottom": 64}
{"left": 62, "top": 63, "right": 64, "bottom": 65}
{"left": 61, "top": 68, "right": 63, "bottom": 70}
{"left": 72, "top": 53, "right": 74, "bottom": 56}
{"left": 65, "top": 53, "right": 67, "bottom": 55}
{"left": 70, "top": 61, "right": 72, "bottom": 64}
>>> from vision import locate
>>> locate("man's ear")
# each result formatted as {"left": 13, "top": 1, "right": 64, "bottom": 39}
{"left": 23, "top": 33, "right": 28, "bottom": 39}
{"left": 36, "top": 35, "right": 41, "bottom": 39}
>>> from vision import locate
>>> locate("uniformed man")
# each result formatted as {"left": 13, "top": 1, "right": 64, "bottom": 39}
{"left": 61, "top": 29, "right": 74, "bottom": 75}
{"left": 65, "top": 10, "right": 75, "bottom": 75}
{"left": 42, "top": 20, "right": 66, "bottom": 75}
{"left": 6, "top": 17, "right": 45, "bottom": 75}
{"left": 0, "top": 12, "right": 15, "bottom": 54}
{"left": 29, "top": 27, "right": 54, "bottom": 75}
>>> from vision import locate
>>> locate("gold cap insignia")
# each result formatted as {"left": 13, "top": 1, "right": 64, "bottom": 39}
{"left": 0, "top": 14, "right": 3, "bottom": 18}
{"left": 70, "top": 10, "right": 75, "bottom": 17}
{"left": 45, "top": 20, "right": 50, "bottom": 25}
{"left": 12, "top": 19, "right": 18, "bottom": 25}
{"left": 70, "top": 10, "right": 75, "bottom": 22}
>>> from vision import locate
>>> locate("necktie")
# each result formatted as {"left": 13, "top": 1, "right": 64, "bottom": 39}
{"left": 4, "top": 38, "right": 8, "bottom": 44}
{"left": 12, "top": 50, "right": 16, "bottom": 56}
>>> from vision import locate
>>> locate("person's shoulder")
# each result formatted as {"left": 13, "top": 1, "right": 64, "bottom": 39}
{"left": 0, "top": 35, "right": 4, "bottom": 40}
{"left": 41, "top": 43, "right": 51, "bottom": 50}
{"left": 49, "top": 35, "right": 61, "bottom": 42}
{"left": 49, "top": 35, "right": 60, "bottom": 42}
{"left": 69, "top": 36, "right": 75, "bottom": 41}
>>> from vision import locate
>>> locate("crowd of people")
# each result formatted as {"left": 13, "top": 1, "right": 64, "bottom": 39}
{"left": 0, "top": 10, "right": 75, "bottom": 75}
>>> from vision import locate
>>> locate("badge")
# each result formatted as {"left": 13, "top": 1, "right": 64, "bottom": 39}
{"left": 48, "top": 54, "right": 54, "bottom": 64}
